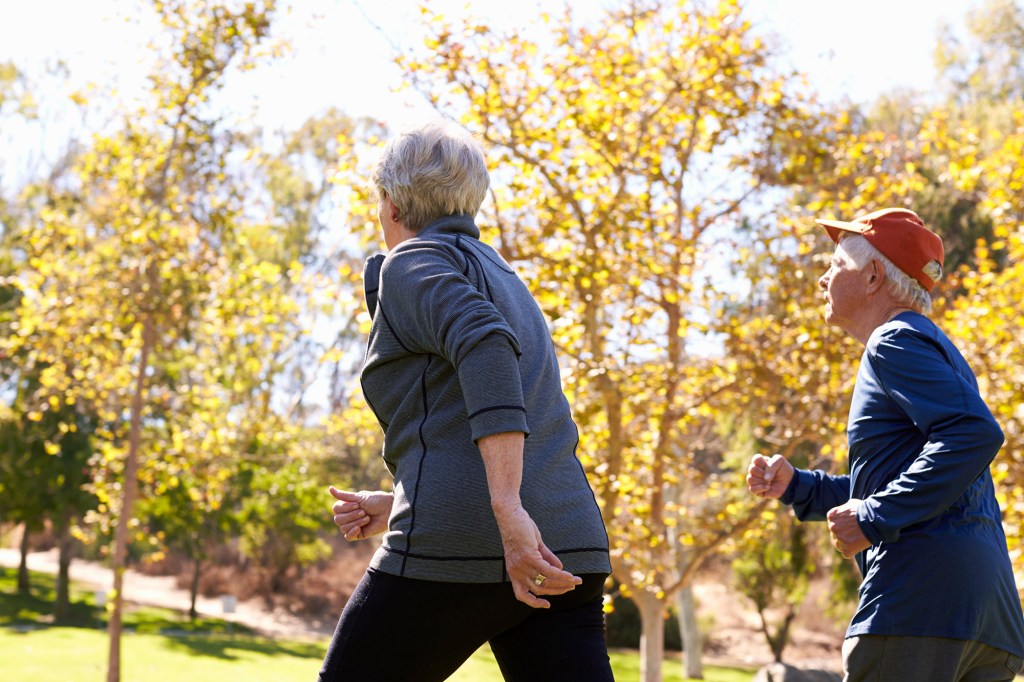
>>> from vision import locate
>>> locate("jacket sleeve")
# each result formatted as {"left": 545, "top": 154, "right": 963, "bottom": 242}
{"left": 855, "top": 329, "right": 1004, "bottom": 545}
{"left": 781, "top": 468, "right": 851, "bottom": 522}
{"left": 377, "top": 240, "right": 528, "bottom": 441}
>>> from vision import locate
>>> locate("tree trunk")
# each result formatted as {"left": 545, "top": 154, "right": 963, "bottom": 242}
{"left": 189, "top": 557, "right": 201, "bottom": 621}
{"left": 757, "top": 605, "right": 796, "bottom": 663}
{"left": 677, "top": 583, "right": 704, "bottom": 680}
{"left": 107, "top": 313, "right": 154, "bottom": 682}
{"left": 16, "top": 524, "right": 30, "bottom": 595}
{"left": 637, "top": 591, "right": 665, "bottom": 682}
{"left": 54, "top": 512, "right": 74, "bottom": 623}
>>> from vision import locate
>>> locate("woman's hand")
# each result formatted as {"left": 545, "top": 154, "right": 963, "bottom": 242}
{"left": 476, "top": 431, "right": 580, "bottom": 608}
{"left": 494, "top": 503, "right": 581, "bottom": 609}
{"left": 329, "top": 487, "right": 393, "bottom": 541}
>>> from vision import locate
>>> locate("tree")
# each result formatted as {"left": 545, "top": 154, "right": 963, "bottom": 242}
{"left": 0, "top": 254, "right": 98, "bottom": 616}
{"left": 1, "top": 67, "right": 99, "bottom": 614}
{"left": 731, "top": 501, "right": 815, "bottom": 662}
{"left": 394, "top": 2, "right": 821, "bottom": 678}
{"left": 0, "top": 415, "right": 49, "bottom": 596}
{"left": 2, "top": 2, "right": 282, "bottom": 679}
{"left": 237, "top": 457, "right": 332, "bottom": 605}
{"left": 249, "top": 109, "right": 387, "bottom": 420}
{"left": 924, "top": 1, "right": 1024, "bottom": 578}
{"left": 938, "top": 112, "right": 1024, "bottom": 569}
{"left": 0, "top": 243, "right": 38, "bottom": 596}
{"left": 0, "top": 61, "right": 38, "bottom": 186}
{"left": 936, "top": 0, "right": 1024, "bottom": 108}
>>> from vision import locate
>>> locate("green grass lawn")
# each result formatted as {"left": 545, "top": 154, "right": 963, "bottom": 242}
{"left": 0, "top": 567, "right": 756, "bottom": 681}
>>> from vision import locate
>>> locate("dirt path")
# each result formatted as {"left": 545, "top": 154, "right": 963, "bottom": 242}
{"left": 1, "top": 547, "right": 847, "bottom": 671}
{"left": 0, "top": 548, "right": 332, "bottom": 640}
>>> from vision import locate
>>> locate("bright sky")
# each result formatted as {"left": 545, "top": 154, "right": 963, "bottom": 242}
{"left": 0, "top": 0, "right": 985, "bottom": 137}
{"left": 0, "top": 0, "right": 988, "bottom": 387}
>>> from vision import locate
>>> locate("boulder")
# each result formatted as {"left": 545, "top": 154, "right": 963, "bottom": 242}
{"left": 753, "top": 662, "right": 843, "bottom": 682}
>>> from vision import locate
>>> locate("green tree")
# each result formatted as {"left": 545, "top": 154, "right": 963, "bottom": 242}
{"left": 237, "top": 457, "right": 332, "bottom": 604}
{"left": 732, "top": 510, "right": 814, "bottom": 663}
{"left": 0, "top": 327, "right": 97, "bottom": 620}
{"left": 2, "top": 2, "right": 282, "bottom": 679}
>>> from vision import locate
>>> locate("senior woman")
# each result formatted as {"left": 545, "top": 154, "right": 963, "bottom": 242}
{"left": 317, "top": 119, "right": 612, "bottom": 682}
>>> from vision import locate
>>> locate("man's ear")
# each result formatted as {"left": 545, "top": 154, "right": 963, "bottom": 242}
{"left": 865, "top": 258, "right": 886, "bottom": 294}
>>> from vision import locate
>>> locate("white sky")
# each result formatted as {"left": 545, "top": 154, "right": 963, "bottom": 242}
{"left": 0, "top": 0, "right": 984, "bottom": 136}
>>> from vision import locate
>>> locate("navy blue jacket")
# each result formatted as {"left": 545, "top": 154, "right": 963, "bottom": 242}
{"left": 782, "top": 312, "right": 1024, "bottom": 657}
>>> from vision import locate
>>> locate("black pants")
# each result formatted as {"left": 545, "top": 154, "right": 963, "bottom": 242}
{"left": 317, "top": 569, "right": 614, "bottom": 682}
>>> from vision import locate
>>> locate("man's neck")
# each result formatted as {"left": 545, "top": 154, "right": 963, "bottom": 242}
{"left": 850, "top": 301, "right": 920, "bottom": 345}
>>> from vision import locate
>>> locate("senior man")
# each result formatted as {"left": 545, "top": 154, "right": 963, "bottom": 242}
{"left": 746, "top": 208, "right": 1024, "bottom": 681}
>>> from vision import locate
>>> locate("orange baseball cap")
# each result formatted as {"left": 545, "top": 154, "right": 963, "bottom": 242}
{"left": 815, "top": 208, "right": 945, "bottom": 292}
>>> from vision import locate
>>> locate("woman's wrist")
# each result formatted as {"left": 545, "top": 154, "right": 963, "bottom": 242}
{"left": 491, "top": 498, "right": 522, "bottom": 520}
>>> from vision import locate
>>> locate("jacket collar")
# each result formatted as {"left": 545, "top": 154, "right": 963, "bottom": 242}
{"left": 417, "top": 214, "right": 480, "bottom": 240}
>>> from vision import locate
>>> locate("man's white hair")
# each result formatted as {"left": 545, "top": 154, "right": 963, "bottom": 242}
{"left": 371, "top": 119, "right": 490, "bottom": 232}
{"left": 838, "top": 233, "right": 933, "bottom": 314}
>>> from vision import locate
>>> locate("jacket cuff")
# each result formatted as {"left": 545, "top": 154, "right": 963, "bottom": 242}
{"left": 468, "top": 406, "right": 529, "bottom": 442}
{"left": 856, "top": 498, "right": 891, "bottom": 545}
{"left": 779, "top": 469, "right": 810, "bottom": 505}
{"left": 456, "top": 334, "right": 529, "bottom": 442}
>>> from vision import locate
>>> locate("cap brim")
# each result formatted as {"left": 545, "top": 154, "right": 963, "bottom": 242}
{"left": 815, "top": 218, "right": 870, "bottom": 244}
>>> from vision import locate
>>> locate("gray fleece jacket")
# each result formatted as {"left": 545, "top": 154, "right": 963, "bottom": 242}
{"left": 360, "top": 214, "right": 610, "bottom": 582}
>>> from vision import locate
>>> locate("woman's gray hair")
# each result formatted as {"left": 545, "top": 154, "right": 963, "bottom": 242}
{"left": 838, "top": 233, "right": 933, "bottom": 314}
{"left": 371, "top": 119, "right": 490, "bottom": 232}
